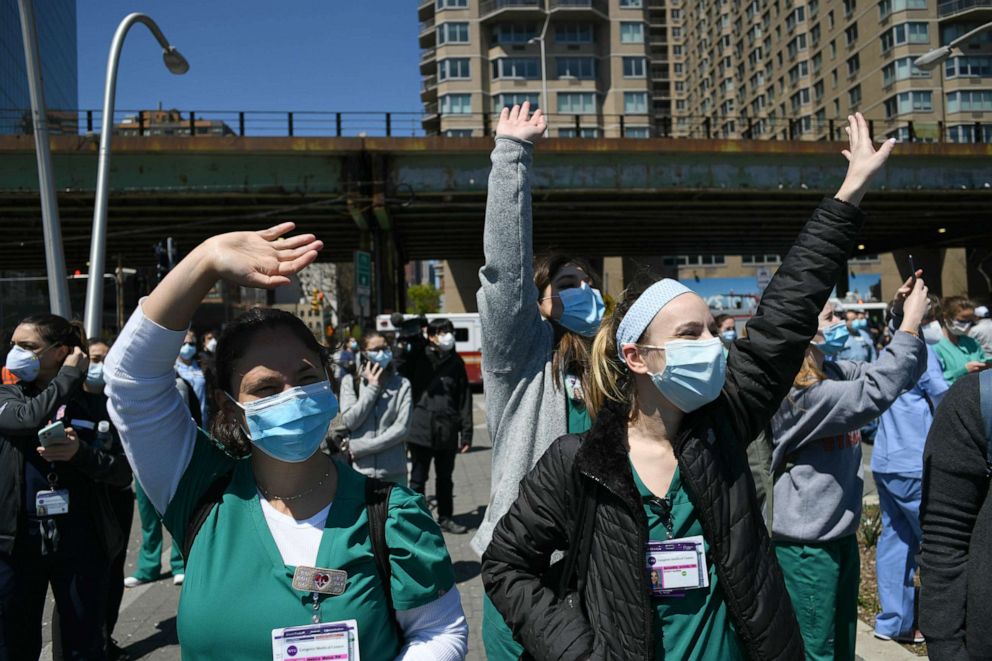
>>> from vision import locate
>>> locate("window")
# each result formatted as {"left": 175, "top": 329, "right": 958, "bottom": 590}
{"left": 620, "top": 22, "right": 645, "bottom": 43}
{"left": 555, "top": 23, "right": 594, "bottom": 44}
{"left": 438, "top": 22, "right": 469, "bottom": 44}
{"left": 557, "top": 92, "right": 596, "bottom": 113}
{"left": 946, "top": 89, "right": 992, "bottom": 112}
{"left": 846, "top": 53, "right": 860, "bottom": 76}
{"left": 948, "top": 123, "right": 992, "bottom": 143}
{"left": 620, "top": 0, "right": 642, "bottom": 6}
{"left": 491, "top": 23, "right": 538, "bottom": 44}
{"left": 844, "top": 0, "right": 856, "bottom": 15}
{"left": 674, "top": 63, "right": 684, "bottom": 74}
{"left": 444, "top": 129, "right": 474, "bottom": 137}
{"left": 883, "top": 56, "right": 930, "bottom": 85}
{"left": 945, "top": 56, "right": 992, "bottom": 79}
{"left": 845, "top": 24, "right": 859, "bottom": 46}
{"left": 828, "top": 10, "right": 835, "bottom": 28}
{"left": 830, "top": 39, "right": 837, "bottom": 58}
{"left": 884, "top": 90, "right": 933, "bottom": 116}
{"left": 623, "top": 56, "right": 646, "bottom": 77}
{"left": 672, "top": 27, "right": 683, "bottom": 38}
{"left": 624, "top": 126, "right": 650, "bottom": 138}
{"left": 814, "top": 79, "right": 825, "bottom": 101}
{"left": 440, "top": 94, "right": 471, "bottom": 114}
{"left": 786, "top": 6, "right": 805, "bottom": 31}
{"left": 496, "top": 92, "right": 540, "bottom": 109}
{"left": 438, "top": 58, "right": 471, "bottom": 80}
{"left": 437, "top": 0, "right": 468, "bottom": 7}
{"left": 673, "top": 45, "right": 683, "bottom": 56}
{"left": 849, "top": 84, "right": 862, "bottom": 106}
{"left": 663, "top": 255, "right": 727, "bottom": 266}
{"left": 787, "top": 34, "right": 808, "bottom": 58}
{"left": 741, "top": 254, "right": 781, "bottom": 265}
{"left": 556, "top": 57, "right": 596, "bottom": 79}
{"left": 790, "top": 88, "right": 811, "bottom": 112}
{"left": 559, "top": 127, "right": 602, "bottom": 137}
{"left": 624, "top": 91, "right": 648, "bottom": 113}
{"left": 878, "top": 0, "right": 927, "bottom": 19}
{"left": 881, "top": 22, "right": 929, "bottom": 50}
{"left": 788, "top": 60, "right": 809, "bottom": 85}
{"left": 492, "top": 57, "right": 540, "bottom": 79}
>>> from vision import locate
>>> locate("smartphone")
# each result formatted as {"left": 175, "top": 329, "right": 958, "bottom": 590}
{"left": 38, "top": 420, "right": 66, "bottom": 447}
{"left": 908, "top": 254, "right": 917, "bottom": 286}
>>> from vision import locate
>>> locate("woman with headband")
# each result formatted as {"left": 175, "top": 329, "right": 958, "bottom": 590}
{"left": 481, "top": 113, "right": 894, "bottom": 660}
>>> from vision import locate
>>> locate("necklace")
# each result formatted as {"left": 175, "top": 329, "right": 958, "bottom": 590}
{"left": 257, "top": 458, "right": 333, "bottom": 502}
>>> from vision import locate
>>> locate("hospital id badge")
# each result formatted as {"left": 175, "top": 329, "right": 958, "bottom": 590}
{"left": 645, "top": 535, "right": 709, "bottom": 597}
{"left": 35, "top": 489, "right": 69, "bottom": 516}
{"left": 271, "top": 619, "right": 359, "bottom": 661}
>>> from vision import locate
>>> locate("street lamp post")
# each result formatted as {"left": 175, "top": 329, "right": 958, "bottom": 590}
{"left": 83, "top": 13, "right": 188, "bottom": 341}
{"left": 17, "top": 0, "right": 71, "bottom": 317}
{"left": 529, "top": 12, "right": 552, "bottom": 137}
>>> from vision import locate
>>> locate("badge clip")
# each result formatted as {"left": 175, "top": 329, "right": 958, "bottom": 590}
{"left": 292, "top": 566, "right": 348, "bottom": 596}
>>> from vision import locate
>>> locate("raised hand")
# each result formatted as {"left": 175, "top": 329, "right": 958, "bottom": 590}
{"left": 496, "top": 102, "right": 547, "bottom": 143}
{"left": 899, "top": 277, "right": 930, "bottom": 332}
{"left": 206, "top": 222, "right": 323, "bottom": 289}
{"left": 362, "top": 362, "right": 384, "bottom": 387}
{"left": 836, "top": 112, "right": 896, "bottom": 206}
{"left": 890, "top": 270, "right": 924, "bottom": 318}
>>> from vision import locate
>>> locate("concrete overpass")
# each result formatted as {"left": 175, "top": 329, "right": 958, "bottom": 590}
{"left": 1, "top": 134, "right": 991, "bottom": 309}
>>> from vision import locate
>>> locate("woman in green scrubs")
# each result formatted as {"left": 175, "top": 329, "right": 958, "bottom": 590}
{"left": 104, "top": 224, "right": 468, "bottom": 659}
{"left": 932, "top": 296, "right": 989, "bottom": 385}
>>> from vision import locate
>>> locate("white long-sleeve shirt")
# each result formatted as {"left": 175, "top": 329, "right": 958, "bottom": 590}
{"left": 104, "top": 301, "right": 467, "bottom": 660}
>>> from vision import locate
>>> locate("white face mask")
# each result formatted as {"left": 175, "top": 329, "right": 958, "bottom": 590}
{"left": 437, "top": 332, "right": 456, "bottom": 352}
{"left": 922, "top": 321, "right": 943, "bottom": 345}
{"left": 949, "top": 320, "right": 973, "bottom": 336}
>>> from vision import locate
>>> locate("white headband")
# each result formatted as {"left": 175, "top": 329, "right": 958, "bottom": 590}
{"left": 615, "top": 279, "right": 693, "bottom": 365}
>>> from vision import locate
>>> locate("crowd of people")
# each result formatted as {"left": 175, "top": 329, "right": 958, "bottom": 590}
{"left": 1, "top": 108, "right": 991, "bottom": 660}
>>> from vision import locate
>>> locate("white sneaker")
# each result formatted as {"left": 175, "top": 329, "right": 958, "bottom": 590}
{"left": 173, "top": 573, "right": 185, "bottom": 586}
{"left": 123, "top": 576, "right": 147, "bottom": 588}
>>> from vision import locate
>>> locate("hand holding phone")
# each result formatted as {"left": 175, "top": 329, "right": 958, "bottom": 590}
{"left": 38, "top": 421, "right": 66, "bottom": 447}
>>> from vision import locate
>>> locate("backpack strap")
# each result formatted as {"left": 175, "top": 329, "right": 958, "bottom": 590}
{"left": 364, "top": 477, "right": 404, "bottom": 643}
{"left": 182, "top": 470, "right": 234, "bottom": 561}
{"left": 980, "top": 370, "right": 992, "bottom": 475}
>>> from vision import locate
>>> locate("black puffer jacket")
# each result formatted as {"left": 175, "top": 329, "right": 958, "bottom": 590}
{"left": 482, "top": 197, "right": 865, "bottom": 661}
{"left": 406, "top": 346, "right": 473, "bottom": 450}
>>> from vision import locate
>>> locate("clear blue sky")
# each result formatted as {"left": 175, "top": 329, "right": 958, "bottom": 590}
{"left": 76, "top": 1, "right": 422, "bottom": 113}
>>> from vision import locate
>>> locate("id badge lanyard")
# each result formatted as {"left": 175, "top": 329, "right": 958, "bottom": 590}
{"left": 649, "top": 496, "right": 674, "bottom": 540}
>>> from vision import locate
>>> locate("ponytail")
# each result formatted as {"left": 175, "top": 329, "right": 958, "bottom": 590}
{"left": 587, "top": 285, "right": 645, "bottom": 421}
{"left": 19, "top": 313, "right": 88, "bottom": 352}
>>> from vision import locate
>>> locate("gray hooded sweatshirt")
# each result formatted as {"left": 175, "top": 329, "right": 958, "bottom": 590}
{"left": 770, "top": 331, "right": 926, "bottom": 543}
{"left": 339, "top": 371, "right": 412, "bottom": 481}
{"left": 472, "top": 137, "right": 569, "bottom": 556}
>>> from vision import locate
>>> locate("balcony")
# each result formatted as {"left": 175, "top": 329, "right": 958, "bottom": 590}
{"left": 548, "top": 0, "right": 609, "bottom": 17}
{"left": 479, "top": 0, "right": 543, "bottom": 21}
{"left": 418, "top": 0, "right": 435, "bottom": 20}
{"left": 421, "top": 74, "right": 438, "bottom": 101}
{"left": 939, "top": 0, "right": 992, "bottom": 17}
{"left": 419, "top": 17, "right": 436, "bottom": 48}
{"left": 420, "top": 47, "right": 437, "bottom": 74}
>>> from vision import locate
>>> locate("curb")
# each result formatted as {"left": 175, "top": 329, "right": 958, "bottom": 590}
{"left": 856, "top": 618, "right": 922, "bottom": 659}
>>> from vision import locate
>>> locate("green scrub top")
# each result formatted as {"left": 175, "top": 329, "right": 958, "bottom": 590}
{"left": 630, "top": 462, "right": 744, "bottom": 661}
{"left": 933, "top": 335, "right": 987, "bottom": 386}
{"left": 565, "top": 373, "right": 592, "bottom": 435}
{"left": 163, "top": 433, "right": 455, "bottom": 660}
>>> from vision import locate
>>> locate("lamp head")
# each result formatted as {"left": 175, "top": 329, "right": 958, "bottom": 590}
{"left": 914, "top": 46, "right": 952, "bottom": 71}
{"left": 163, "top": 47, "right": 189, "bottom": 75}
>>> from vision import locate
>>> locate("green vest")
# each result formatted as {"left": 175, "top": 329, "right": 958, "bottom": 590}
{"left": 163, "top": 434, "right": 455, "bottom": 660}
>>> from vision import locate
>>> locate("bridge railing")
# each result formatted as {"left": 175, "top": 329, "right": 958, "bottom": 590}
{"left": 0, "top": 108, "right": 986, "bottom": 143}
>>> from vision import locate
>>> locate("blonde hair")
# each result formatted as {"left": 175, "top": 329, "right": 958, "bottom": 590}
{"left": 588, "top": 285, "right": 644, "bottom": 420}
{"left": 792, "top": 348, "right": 827, "bottom": 390}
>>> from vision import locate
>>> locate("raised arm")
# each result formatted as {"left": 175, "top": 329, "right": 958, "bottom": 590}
{"left": 723, "top": 113, "right": 895, "bottom": 442}
{"left": 477, "top": 103, "right": 553, "bottom": 379}
{"left": 104, "top": 223, "right": 322, "bottom": 513}
{"left": 0, "top": 361, "right": 84, "bottom": 437}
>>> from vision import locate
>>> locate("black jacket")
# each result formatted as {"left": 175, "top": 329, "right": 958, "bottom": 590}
{"left": 919, "top": 373, "right": 992, "bottom": 660}
{"left": 407, "top": 347, "right": 474, "bottom": 450}
{"left": 0, "top": 365, "right": 131, "bottom": 557}
{"left": 481, "top": 197, "right": 864, "bottom": 661}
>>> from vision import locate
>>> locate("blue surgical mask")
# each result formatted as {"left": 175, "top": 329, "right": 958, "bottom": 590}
{"left": 852, "top": 318, "right": 868, "bottom": 331}
{"left": 647, "top": 338, "right": 727, "bottom": 413}
{"left": 366, "top": 349, "right": 393, "bottom": 369}
{"left": 86, "top": 362, "right": 105, "bottom": 387}
{"left": 5, "top": 345, "right": 54, "bottom": 383}
{"left": 720, "top": 329, "right": 737, "bottom": 345}
{"left": 179, "top": 343, "right": 197, "bottom": 361}
{"left": 226, "top": 380, "right": 338, "bottom": 463}
{"left": 557, "top": 282, "right": 606, "bottom": 337}
{"left": 816, "top": 321, "right": 850, "bottom": 355}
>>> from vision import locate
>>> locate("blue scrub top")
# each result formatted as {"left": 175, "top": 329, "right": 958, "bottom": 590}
{"left": 836, "top": 328, "right": 876, "bottom": 363}
{"left": 871, "top": 346, "right": 948, "bottom": 477}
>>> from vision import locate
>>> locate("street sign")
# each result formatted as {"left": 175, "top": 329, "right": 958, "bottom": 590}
{"left": 354, "top": 251, "right": 371, "bottom": 296}
{"left": 756, "top": 266, "right": 773, "bottom": 290}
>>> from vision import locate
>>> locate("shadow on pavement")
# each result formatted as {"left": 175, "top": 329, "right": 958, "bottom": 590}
{"left": 454, "top": 505, "right": 486, "bottom": 531}
{"left": 123, "top": 616, "right": 177, "bottom": 660}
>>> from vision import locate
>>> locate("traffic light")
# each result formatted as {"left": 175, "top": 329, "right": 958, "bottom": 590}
{"left": 310, "top": 288, "right": 324, "bottom": 312}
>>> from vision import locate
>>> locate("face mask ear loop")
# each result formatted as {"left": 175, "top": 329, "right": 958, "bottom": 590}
{"left": 223, "top": 391, "right": 252, "bottom": 440}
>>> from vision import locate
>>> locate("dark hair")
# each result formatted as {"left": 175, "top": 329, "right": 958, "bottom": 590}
{"left": 713, "top": 314, "right": 732, "bottom": 328}
{"left": 209, "top": 307, "right": 332, "bottom": 458}
{"left": 19, "top": 314, "right": 88, "bottom": 353}
{"left": 427, "top": 318, "right": 453, "bottom": 336}
{"left": 533, "top": 253, "right": 603, "bottom": 396}
{"left": 942, "top": 295, "right": 975, "bottom": 322}
{"left": 361, "top": 330, "right": 385, "bottom": 349}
